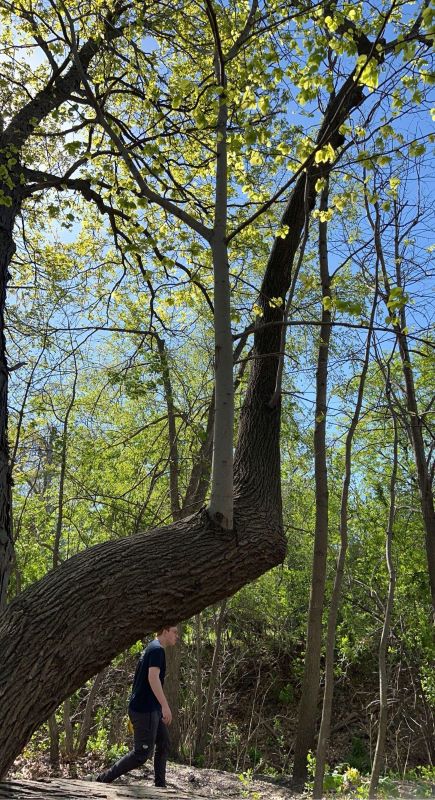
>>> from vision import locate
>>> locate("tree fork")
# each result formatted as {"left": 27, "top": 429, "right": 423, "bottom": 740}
{"left": 0, "top": 20, "right": 369, "bottom": 777}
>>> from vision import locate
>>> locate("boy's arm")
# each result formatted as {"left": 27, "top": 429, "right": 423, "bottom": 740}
{"left": 148, "top": 666, "right": 172, "bottom": 724}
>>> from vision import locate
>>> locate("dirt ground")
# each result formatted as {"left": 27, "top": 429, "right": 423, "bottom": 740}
{"left": 8, "top": 757, "right": 435, "bottom": 799}
{"left": 9, "top": 757, "right": 297, "bottom": 798}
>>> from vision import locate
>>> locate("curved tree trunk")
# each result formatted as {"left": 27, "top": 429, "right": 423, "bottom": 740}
{"left": 0, "top": 501, "right": 284, "bottom": 777}
{"left": 0, "top": 67, "right": 365, "bottom": 777}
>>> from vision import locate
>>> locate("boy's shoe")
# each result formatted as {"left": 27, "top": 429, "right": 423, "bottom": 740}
{"left": 83, "top": 774, "right": 103, "bottom": 782}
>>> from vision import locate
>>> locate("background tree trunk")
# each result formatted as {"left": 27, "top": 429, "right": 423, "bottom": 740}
{"left": 293, "top": 182, "right": 332, "bottom": 785}
{"left": 0, "top": 208, "right": 16, "bottom": 611}
{"left": 371, "top": 199, "right": 435, "bottom": 611}
{"left": 314, "top": 281, "right": 379, "bottom": 797}
{"left": 368, "top": 387, "right": 398, "bottom": 798}
{"left": 194, "top": 599, "right": 227, "bottom": 758}
{"left": 76, "top": 669, "right": 107, "bottom": 756}
{"left": 47, "top": 714, "right": 60, "bottom": 772}
{"left": 164, "top": 625, "right": 183, "bottom": 758}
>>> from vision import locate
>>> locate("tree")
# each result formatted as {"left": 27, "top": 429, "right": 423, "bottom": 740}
{"left": 364, "top": 175, "right": 435, "bottom": 611}
{"left": 292, "top": 178, "right": 333, "bottom": 783}
{"left": 0, "top": 0, "right": 433, "bottom": 777}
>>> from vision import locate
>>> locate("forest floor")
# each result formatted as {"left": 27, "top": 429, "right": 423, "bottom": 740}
{"left": 7, "top": 756, "right": 435, "bottom": 800}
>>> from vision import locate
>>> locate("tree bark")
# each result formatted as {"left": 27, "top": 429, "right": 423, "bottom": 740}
{"left": 0, "top": 501, "right": 284, "bottom": 776}
{"left": 292, "top": 182, "right": 332, "bottom": 786}
{"left": 194, "top": 613, "right": 203, "bottom": 753}
{"left": 164, "top": 624, "right": 183, "bottom": 758}
{"left": 396, "top": 330, "right": 435, "bottom": 611}
{"left": 62, "top": 698, "right": 75, "bottom": 763}
{"left": 0, "top": 214, "right": 14, "bottom": 611}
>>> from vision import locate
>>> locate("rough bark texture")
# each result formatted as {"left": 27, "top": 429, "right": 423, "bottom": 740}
{"left": 47, "top": 713, "right": 60, "bottom": 770}
{"left": 164, "top": 624, "right": 183, "bottom": 757}
{"left": 0, "top": 503, "right": 284, "bottom": 776}
{"left": 0, "top": 776, "right": 199, "bottom": 798}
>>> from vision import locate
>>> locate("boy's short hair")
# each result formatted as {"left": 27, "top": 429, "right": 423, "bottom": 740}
{"left": 156, "top": 624, "right": 177, "bottom": 635}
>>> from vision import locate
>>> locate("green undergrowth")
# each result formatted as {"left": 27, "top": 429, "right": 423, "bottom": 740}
{"left": 304, "top": 752, "right": 435, "bottom": 798}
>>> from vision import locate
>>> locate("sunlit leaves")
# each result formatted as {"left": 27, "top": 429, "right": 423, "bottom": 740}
{"left": 355, "top": 55, "right": 379, "bottom": 90}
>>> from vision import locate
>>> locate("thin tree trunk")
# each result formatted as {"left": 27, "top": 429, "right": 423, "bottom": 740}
{"left": 194, "top": 599, "right": 227, "bottom": 758}
{"left": 0, "top": 208, "right": 15, "bottom": 611}
{"left": 62, "top": 698, "right": 75, "bottom": 762}
{"left": 156, "top": 335, "right": 181, "bottom": 522}
{"left": 48, "top": 713, "right": 61, "bottom": 771}
{"left": 51, "top": 368, "right": 77, "bottom": 764}
{"left": 369, "top": 198, "right": 435, "bottom": 612}
{"left": 47, "top": 713, "right": 60, "bottom": 771}
{"left": 183, "top": 398, "right": 215, "bottom": 515}
{"left": 164, "top": 623, "right": 183, "bottom": 758}
{"left": 53, "top": 358, "right": 78, "bottom": 568}
{"left": 207, "top": 28, "right": 233, "bottom": 530}
{"left": 293, "top": 181, "right": 332, "bottom": 786}
{"left": 368, "top": 386, "right": 398, "bottom": 798}
{"left": 391, "top": 201, "right": 434, "bottom": 611}
{"left": 194, "top": 613, "right": 203, "bottom": 753}
{"left": 76, "top": 669, "right": 107, "bottom": 756}
{"left": 314, "top": 277, "right": 379, "bottom": 797}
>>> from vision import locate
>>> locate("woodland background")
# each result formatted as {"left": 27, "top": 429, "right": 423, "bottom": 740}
{"left": 0, "top": 0, "right": 434, "bottom": 797}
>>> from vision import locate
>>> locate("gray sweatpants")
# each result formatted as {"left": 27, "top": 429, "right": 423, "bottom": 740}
{"left": 98, "top": 709, "right": 170, "bottom": 786}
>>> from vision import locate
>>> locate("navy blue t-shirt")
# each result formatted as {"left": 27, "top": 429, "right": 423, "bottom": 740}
{"left": 129, "top": 639, "right": 166, "bottom": 713}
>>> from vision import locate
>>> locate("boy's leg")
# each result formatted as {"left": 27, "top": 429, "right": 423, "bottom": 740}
{"left": 154, "top": 717, "right": 170, "bottom": 787}
{"left": 97, "top": 711, "right": 159, "bottom": 783}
